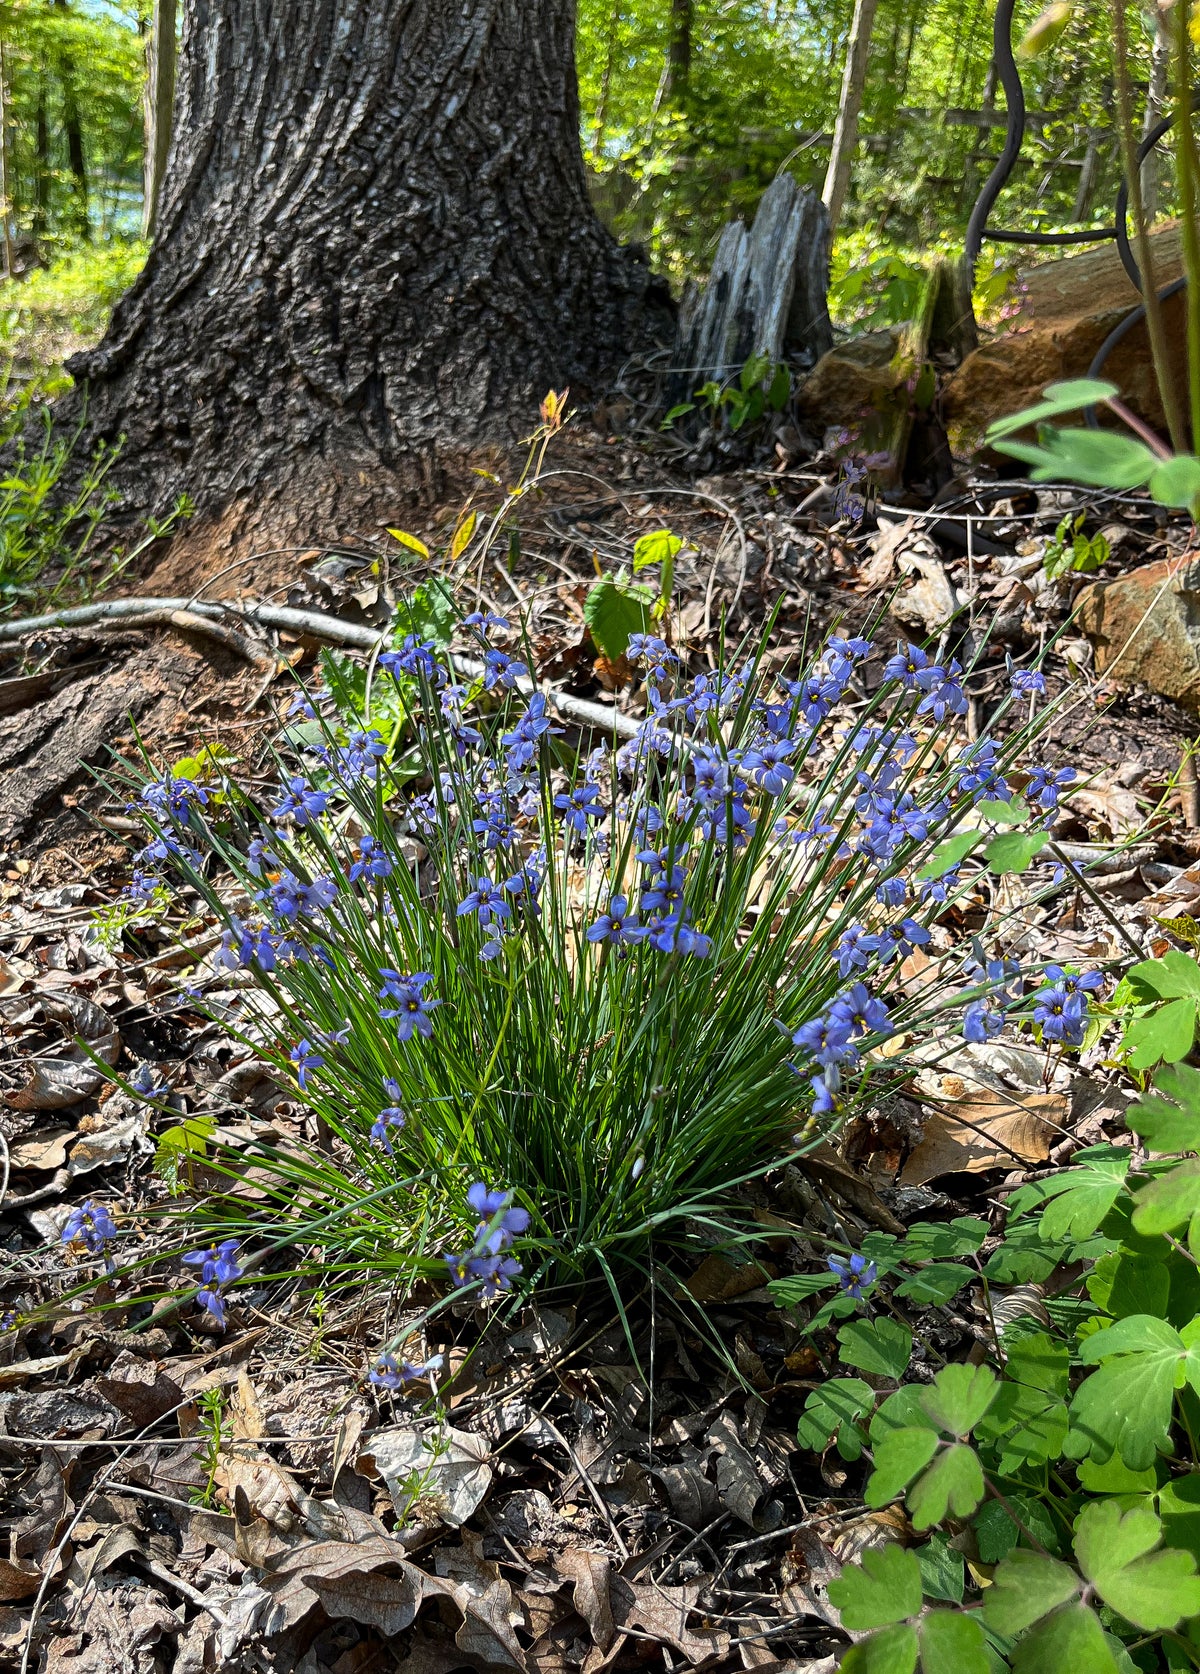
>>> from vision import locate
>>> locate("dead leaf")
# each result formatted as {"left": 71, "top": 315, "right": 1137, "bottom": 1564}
{"left": 686, "top": 1251, "right": 777, "bottom": 1302}
{"left": 0, "top": 1557, "right": 45, "bottom": 1601}
{"left": 90, "top": 1352, "right": 183, "bottom": 1427}
{"left": 359, "top": 1422, "right": 492, "bottom": 1527}
{"left": 67, "top": 1111, "right": 149, "bottom": 1176}
{"left": 555, "top": 1549, "right": 615, "bottom": 1651}
{"left": 6, "top": 993, "right": 120, "bottom": 1111}
{"left": 707, "top": 1411, "right": 773, "bottom": 1530}
{"left": 900, "top": 1093, "right": 1062, "bottom": 1185}
{"left": 7, "top": 1127, "right": 73, "bottom": 1171}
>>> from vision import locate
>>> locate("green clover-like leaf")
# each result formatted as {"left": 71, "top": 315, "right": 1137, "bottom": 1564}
{"left": 828, "top": 1542, "right": 923, "bottom": 1630}
{"left": 866, "top": 1427, "right": 940, "bottom": 1507}
{"left": 1009, "top": 1601, "right": 1122, "bottom": 1674}
{"left": 919, "top": 1610, "right": 989, "bottom": 1674}
{"left": 906, "top": 1442, "right": 985, "bottom": 1530}
{"left": 1131, "top": 1158, "right": 1200, "bottom": 1238}
{"left": 920, "top": 1364, "right": 998, "bottom": 1436}
{"left": 894, "top": 1264, "right": 975, "bottom": 1307}
{"left": 982, "top": 1549, "right": 1080, "bottom": 1637}
{"left": 838, "top": 1316, "right": 914, "bottom": 1379}
{"left": 1067, "top": 1315, "right": 1200, "bottom": 1470}
{"left": 1073, "top": 1499, "right": 1200, "bottom": 1631}
{"left": 1127, "top": 1061, "right": 1200, "bottom": 1152}
{"left": 795, "top": 1377, "right": 876, "bottom": 1461}
{"left": 840, "top": 1622, "right": 919, "bottom": 1674}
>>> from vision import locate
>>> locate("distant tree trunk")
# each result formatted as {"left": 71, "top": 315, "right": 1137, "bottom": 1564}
{"left": 54, "top": 0, "right": 90, "bottom": 241}
{"left": 142, "top": 0, "right": 177, "bottom": 238}
{"left": 665, "top": 0, "right": 691, "bottom": 104}
{"left": 65, "top": 0, "right": 659, "bottom": 542}
{"left": 822, "top": 0, "right": 879, "bottom": 235}
{"left": 32, "top": 72, "right": 51, "bottom": 245}
{"left": 1142, "top": 2, "right": 1171, "bottom": 222}
{"left": 0, "top": 41, "right": 13, "bottom": 278}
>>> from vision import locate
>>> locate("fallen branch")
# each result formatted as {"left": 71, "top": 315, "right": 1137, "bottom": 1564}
{"left": 0, "top": 595, "right": 643, "bottom": 740}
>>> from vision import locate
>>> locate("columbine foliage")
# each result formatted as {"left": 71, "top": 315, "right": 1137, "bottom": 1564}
{"left": 122, "top": 595, "right": 1089, "bottom": 1336}
{"left": 772, "top": 1061, "right": 1200, "bottom": 1673}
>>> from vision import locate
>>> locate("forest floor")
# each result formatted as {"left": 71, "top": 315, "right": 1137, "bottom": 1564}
{"left": 0, "top": 399, "right": 1196, "bottom": 1674}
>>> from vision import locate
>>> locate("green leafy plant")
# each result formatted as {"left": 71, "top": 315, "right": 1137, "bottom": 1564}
{"left": 774, "top": 1060, "right": 1200, "bottom": 1672}
{"left": 190, "top": 1388, "right": 228, "bottom": 1510}
{"left": 664, "top": 353, "right": 790, "bottom": 434}
{"left": 0, "top": 384, "right": 190, "bottom": 612}
{"left": 1041, "top": 512, "right": 1110, "bottom": 582}
{"left": 111, "top": 599, "right": 1087, "bottom": 1360}
{"left": 1109, "top": 949, "right": 1200, "bottom": 1071}
{"left": 583, "top": 527, "right": 682, "bottom": 660}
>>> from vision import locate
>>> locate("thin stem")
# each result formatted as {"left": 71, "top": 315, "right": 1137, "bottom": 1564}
{"left": 1048, "top": 842, "right": 1147, "bottom": 960}
{"left": 1175, "top": 0, "right": 1200, "bottom": 448}
{"left": 1110, "top": 0, "right": 1187, "bottom": 450}
{"left": 1105, "top": 396, "right": 1173, "bottom": 458}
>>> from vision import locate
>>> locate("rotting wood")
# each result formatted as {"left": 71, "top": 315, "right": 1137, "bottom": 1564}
{"left": 669, "top": 174, "right": 833, "bottom": 405}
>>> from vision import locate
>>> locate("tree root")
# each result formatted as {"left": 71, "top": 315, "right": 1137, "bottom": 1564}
{"left": 0, "top": 596, "right": 642, "bottom": 739}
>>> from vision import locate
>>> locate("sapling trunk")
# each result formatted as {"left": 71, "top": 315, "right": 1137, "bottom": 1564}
{"left": 1173, "top": 0, "right": 1200, "bottom": 449}
{"left": 1109, "top": 0, "right": 1187, "bottom": 450}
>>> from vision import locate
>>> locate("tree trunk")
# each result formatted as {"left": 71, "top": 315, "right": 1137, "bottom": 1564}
{"left": 1141, "top": 1, "right": 1171, "bottom": 222}
{"left": 665, "top": 0, "right": 691, "bottom": 105}
{"left": 141, "top": 0, "right": 177, "bottom": 239}
{"left": 821, "top": 0, "right": 879, "bottom": 235}
{"left": 32, "top": 73, "right": 51, "bottom": 246}
{"left": 0, "top": 41, "right": 13, "bottom": 279}
{"left": 54, "top": 0, "right": 90, "bottom": 242}
{"left": 62, "top": 0, "right": 659, "bottom": 543}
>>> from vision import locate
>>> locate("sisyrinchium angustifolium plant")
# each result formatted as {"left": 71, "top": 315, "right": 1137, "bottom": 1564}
{"left": 105, "top": 590, "right": 1099, "bottom": 1364}
{"left": 771, "top": 1061, "right": 1200, "bottom": 1673}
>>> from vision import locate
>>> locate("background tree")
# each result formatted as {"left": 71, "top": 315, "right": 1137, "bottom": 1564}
{"left": 60, "top": 0, "right": 663, "bottom": 542}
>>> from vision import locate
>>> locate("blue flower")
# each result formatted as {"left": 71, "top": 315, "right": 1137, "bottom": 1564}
{"left": 831, "top": 983, "right": 892, "bottom": 1039}
{"left": 337, "top": 729, "right": 388, "bottom": 776}
{"left": 467, "top": 1183, "right": 531, "bottom": 1251}
{"left": 587, "top": 896, "right": 646, "bottom": 946}
{"left": 883, "top": 643, "right": 931, "bottom": 688}
{"left": 444, "top": 1250, "right": 522, "bottom": 1296}
{"left": 1024, "top": 765, "right": 1075, "bottom": 814}
{"left": 792, "top": 1010, "right": 858, "bottom": 1068}
{"left": 1032, "top": 982, "right": 1087, "bottom": 1045}
{"left": 554, "top": 782, "right": 605, "bottom": 834}
{"left": 370, "top": 1097, "right": 406, "bottom": 1153}
{"left": 745, "top": 738, "right": 796, "bottom": 795}
{"left": 62, "top": 1200, "right": 116, "bottom": 1254}
{"left": 464, "top": 611, "right": 510, "bottom": 640}
{"left": 963, "top": 1000, "right": 1004, "bottom": 1043}
{"left": 378, "top": 970, "right": 440, "bottom": 1041}
{"left": 290, "top": 1039, "right": 325, "bottom": 1087}
{"left": 1010, "top": 668, "right": 1046, "bottom": 698}
{"left": 483, "top": 649, "right": 529, "bottom": 691}
{"left": 457, "top": 875, "right": 512, "bottom": 928}
{"left": 129, "top": 1063, "right": 170, "bottom": 1100}
{"left": 370, "top": 1352, "right": 444, "bottom": 1389}
{"left": 183, "top": 1239, "right": 243, "bottom": 1286}
{"left": 349, "top": 835, "right": 394, "bottom": 882}
{"left": 140, "top": 773, "right": 208, "bottom": 823}
{"left": 828, "top": 1252, "right": 878, "bottom": 1299}
{"left": 272, "top": 777, "right": 329, "bottom": 827}
{"left": 835, "top": 924, "right": 882, "bottom": 978}
{"left": 380, "top": 636, "right": 440, "bottom": 680}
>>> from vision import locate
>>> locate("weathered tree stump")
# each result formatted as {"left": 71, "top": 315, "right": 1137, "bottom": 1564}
{"left": 670, "top": 174, "right": 833, "bottom": 404}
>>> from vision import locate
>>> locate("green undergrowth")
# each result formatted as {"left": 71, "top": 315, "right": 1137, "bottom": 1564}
{"left": 771, "top": 1063, "right": 1200, "bottom": 1672}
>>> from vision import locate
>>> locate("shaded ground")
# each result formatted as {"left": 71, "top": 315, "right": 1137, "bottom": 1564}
{"left": 0, "top": 401, "right": 1196, "bottom": 1673}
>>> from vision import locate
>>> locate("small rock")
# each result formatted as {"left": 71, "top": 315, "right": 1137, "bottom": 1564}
{"left": 1076, "top": 556, "right": 1200, "bottom": 707}
{"left": 795, "top": 330, "right": 901, "bottom": 434}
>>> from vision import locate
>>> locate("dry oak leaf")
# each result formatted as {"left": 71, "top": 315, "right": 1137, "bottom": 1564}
{"left": 358, "top": 1422, "right": 492, "bottom": 1526}
{"left": 6, "top": 993, "right": 119, "bottom": 1112}
{"left": 899, "top": 1092, "right": 1063, "bottom": 1185}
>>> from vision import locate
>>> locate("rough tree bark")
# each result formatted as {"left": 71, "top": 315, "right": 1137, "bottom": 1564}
{"left": 141, "top": 0, "right": 177, "bottom": 238}
{"left": 63, "top": 0, "right": 661, "bottom": 543}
